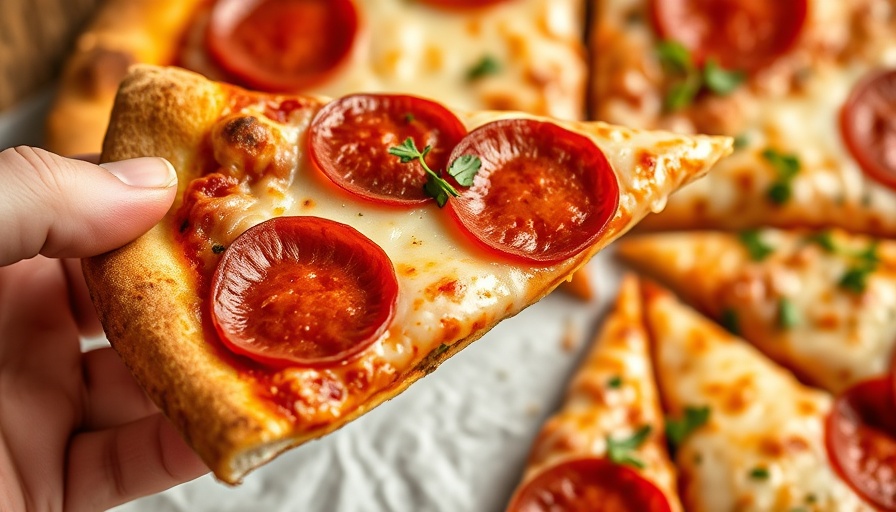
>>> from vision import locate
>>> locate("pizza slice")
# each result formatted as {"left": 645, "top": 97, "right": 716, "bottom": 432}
{"left": 618, "top": 229, "right": 896, "bottom": 394}
{"left": 640, "top": 281, "right": 881, "bottom": 511}
{"left": 83, "top": 65, "right": 731, "bottom": 484}
{"left": 47, "top": 0, "right": 587, "bottom": 156}
{"left": 506, "top": 274, "right": 682, "bottom": 512}
{"left": 590, "top": 0, "right": 896, "bottom": 235}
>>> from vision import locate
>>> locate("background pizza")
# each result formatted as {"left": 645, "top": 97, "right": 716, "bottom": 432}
{"left": 1, "top": 0, "right": 895, "bottom": 509}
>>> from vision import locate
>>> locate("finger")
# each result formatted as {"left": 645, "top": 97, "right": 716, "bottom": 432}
{"left": 0, "top": 146, "right": 177, "bottom": 266}
{"left": 63, "top": 258, "right": 103, "bottom": 337}
{"left": 81, "top": 347, "right": 159, "bottom": 429}
{"left": 65, "top": 414, "right": 208, "bottom": 512}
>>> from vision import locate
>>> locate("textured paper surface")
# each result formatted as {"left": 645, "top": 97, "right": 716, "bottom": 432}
{"left": 0, "top": 94, "right": 621, "bottom": 512}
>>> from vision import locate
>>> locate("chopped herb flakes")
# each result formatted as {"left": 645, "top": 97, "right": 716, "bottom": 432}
{"left": 739, "top": 229, "right": 774, "bottom": 261}
{"left": 467, "top": 55, "right": 501, "bottom": 81}
{"left": 839, "top": 242, "right": 879, "bottom": 294}
{"left": 434, "top": 343, "right": 450, "bottom": 356}
{"left": 607, "top": 375, "right": 623, "bottom": 389}
{"left": 656, "top": 40, "right": 744, "bottom": 111}
{"left": 749, "top": 467, "right": 770, "bottom": 480}
{"left": 778, "top": 298, "right": 800, "bottom": 329}
{"left": 762, "top": 148, "right": 801, "bottom": 205}
{"left": 720, "top": 308, "right": 740, "bottom": 336}
{"left": 806, "top": 231, "right": 837, "bottom": 253}
{"left": 733, "top": 134, "right": 749, "bottom": 150}
{"left": 607, "top": 425, "right": 652, "bottom": 469}
{"left": 666, "top": 405, "right": 711, "bottom": 450}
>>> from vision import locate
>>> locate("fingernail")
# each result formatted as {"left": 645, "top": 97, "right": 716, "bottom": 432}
{"left": 101, "top": 158, "right": 177, "bottom": 188}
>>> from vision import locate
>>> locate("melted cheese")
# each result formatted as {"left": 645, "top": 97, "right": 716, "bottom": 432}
{"left": 618, "top": 230, "right": 896, "bottom": 393}
{"left": 191, "top": 92, "right": 729, "bottom": 426}
{"left": 644, "top": 286, "right": 874, "bottom": 512}
{"left": 181, "top": 0, "right": 587, "bottom": 119}
{"left": 594, "top": 0, "right": 896, "bottom": 234}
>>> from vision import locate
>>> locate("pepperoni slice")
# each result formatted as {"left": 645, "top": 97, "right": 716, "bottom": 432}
{"left": 308, "top": 94, "right": 467, "bottom": 205}
{"left": 825, "top": 375, "right": 896, "bottom": 511}
{"left": 206, "top": 0, "right": 358, "bottom": 92}
{"left": 650, "top": 0, "right": 807, "bottom": 72}
{"left": 841, "top": 68, "right": 896, "bottom": 193}
{"left": 506, "top": 458, "right": 673, "bottom": 512}
{"left": 445, "top": 119, "right": 618, "bottom": 264}
{"left": 210, "top": 216, "right": 398, "bottom": 368}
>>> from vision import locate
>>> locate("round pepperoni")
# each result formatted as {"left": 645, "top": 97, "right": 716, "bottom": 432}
{"left": 841, "top": 68, "right": 896, "bottom": 193}
{"left": 417, "top": 0, "right": 510, "bottom": 9}
{"left": 445, "top": 119, "right": 618, "bottom": 264}
{"left": 506, "top": 458, "right": 673, "bottom": 512}
{"left": 308, "top": 94, "right": 467, "bottom": 206}
{"left": 650, "top": 0, "right": 807, "bottom": 72}
{"left": 825, "top": 375, "right": 896, "bottom": 511}
{"left": 206, "top": 0, "right": 358, "bottom": 92}
{"left": 210, "top": 216, "right": 398, "bottom": 368}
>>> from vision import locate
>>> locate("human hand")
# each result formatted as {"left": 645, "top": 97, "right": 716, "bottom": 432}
{"left": 0, "top": 147, "right": 208, "bottom": 511}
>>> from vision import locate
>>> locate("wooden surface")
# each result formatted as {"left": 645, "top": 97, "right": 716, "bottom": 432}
{"left": 0, "top": 0, "right": 102, "bottom": 110}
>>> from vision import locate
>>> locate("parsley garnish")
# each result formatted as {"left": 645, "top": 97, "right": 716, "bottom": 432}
{"left": 778, "top": 297, "right": 799, "bottom": 329}
{"left": 212, "top": 244, "right": 226, "bottom": 254}
{"left": 656, "top": 40, "right": 745, "bottom": 111}
{"left": 749, "top": 467, "right": 770, "bottom": 480}
{"left": 721, "top": 308, "right": 740, "bottom": 336}
{"left": 739, "top": 229, "right": 774, "bottom": 261}
{"left": 607, "top": 425, "right": 652, "bottom": 469}
{"left": 404, "top": 113, "right": 415, "bottom": 123}
{"left": 607, "top": 375, "right": 623, "bottom": 389}
{"left": 467, "top": 55, "right": 501, "bottom": 81}
{"left": 806, "top": 230, "right": 837, "bottom": 253}
{"left": 388, "top": 138, "right": 481, "bottom": 207}
{"left": 839, "top": 242, "right": 879, "bottom": 294}
{"left": 733, "top": 133, "right": 749, "bottom": 150}
{"left": 666, "top": 405, "right": 711, "bottom": 451}
{"left": 762, "top": 148, "right": 801, "bottom": 205}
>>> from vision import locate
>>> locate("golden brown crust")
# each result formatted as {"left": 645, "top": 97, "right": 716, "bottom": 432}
{"left": 45, "top": 0, "right": 205, "bottom": 155}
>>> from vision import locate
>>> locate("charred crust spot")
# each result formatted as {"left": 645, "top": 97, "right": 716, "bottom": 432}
{"left": 220, "top": 116, "right": 269, "bottom": 153}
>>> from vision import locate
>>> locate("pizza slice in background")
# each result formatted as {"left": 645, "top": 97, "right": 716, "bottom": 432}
{"left": 641, "top": 281, "right": 887, "bottom": 511}
{"left": 591, "top": 0, "right": 896, "bottom": 235}
{"left": 506, "top": 274, "right": 682, "bottom": 512}
{"left": 618, "top": 229, "right": 896, "bottom": 394}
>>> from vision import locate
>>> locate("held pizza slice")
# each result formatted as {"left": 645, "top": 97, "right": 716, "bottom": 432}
{"left": 591, "top": 0, "right": 896, "bottom": 235}
{"left": 47, "top": 0, "right": 587, "bottom": 156}
{"left": 506, "top": 274, "right": 682, "bottom": 512}
{"left": 640, "top": 282, "right": 879, "bottom": 511}
{"left": 618, "top": 229, "right": 896, "bottom": 394}
{"left": 83, "top": 66, "right": 731, "bottom": 484}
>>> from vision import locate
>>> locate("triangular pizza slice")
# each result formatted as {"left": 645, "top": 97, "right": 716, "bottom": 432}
{"left": 590, "top": 0, "right": 896, "bottom": 235}
{"left": 506, "top": 274, "right": 682, "bottom": 512}
{"left": 84, "top": 65, "right": 730, "bottom": 483}
{"left": 618, "top": 229, "right": 896, "bottom": 393}
{"left": 641, "top": 281, "right": 877, "bottom": 511}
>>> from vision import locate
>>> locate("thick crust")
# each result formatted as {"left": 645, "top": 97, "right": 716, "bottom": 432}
{"left": 45, "top": 0, "right": 204, "bottom": 155}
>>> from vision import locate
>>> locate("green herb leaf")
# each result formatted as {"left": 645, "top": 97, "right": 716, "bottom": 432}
{"left": 762, "top": 148, "right": 801, "bottom": 205}
{"left": 749, "top": 467, "right": 770, "bottom": 480}
{"left": 733, "top": 134, "right": 749, "bottom": 150}
{"left": 739, "top": 229, "right": 774, "bottom": 261}
{"left": 666, "top": 405, "right": 711, "bottom": 450}
{"left": 778, "top": 297, "right": 800, "bottom": 329}
{"left": 467, "top": 55, "right": 501, "bottom": 81}
{"left": 607, "top": 375, "right": 623, "bottom": 389}
{"left": 806, "top": 231, "right": 837, "bottom": 253}
{"left": 607, "top": 425, "right": 652, "bottom": 469}
{"left": 404, "top": 113, "right": 416, "bottom": 123}
{"left": 388, "top": 137, "right": 423, "bottom": 163}
{"left": 856, "top": 242, "right": 880, "bottom": 268}
{"left": 390, "top": 137, "right": 459, "bottom": 207}
{"left": 664, "top": 75, "right": 702, "bottom": 111}
{"left": 721, "top": 308, "right": 740, "bottom": 336}
{"left": 839, "top": 267, "right": 872, "bottom": 294}
{"left": 447, "top": 154, "right": 482, "bottom": 187}
{"left": 703, "top": 58, "right": 745, "bottom": 95}
{"left": 656, "top": 40, "right": 693, "bottom": 74}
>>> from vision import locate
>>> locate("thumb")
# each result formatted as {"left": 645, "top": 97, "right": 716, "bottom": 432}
{"left": 0, "top": 146, "right": 177, "bottom": 266}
